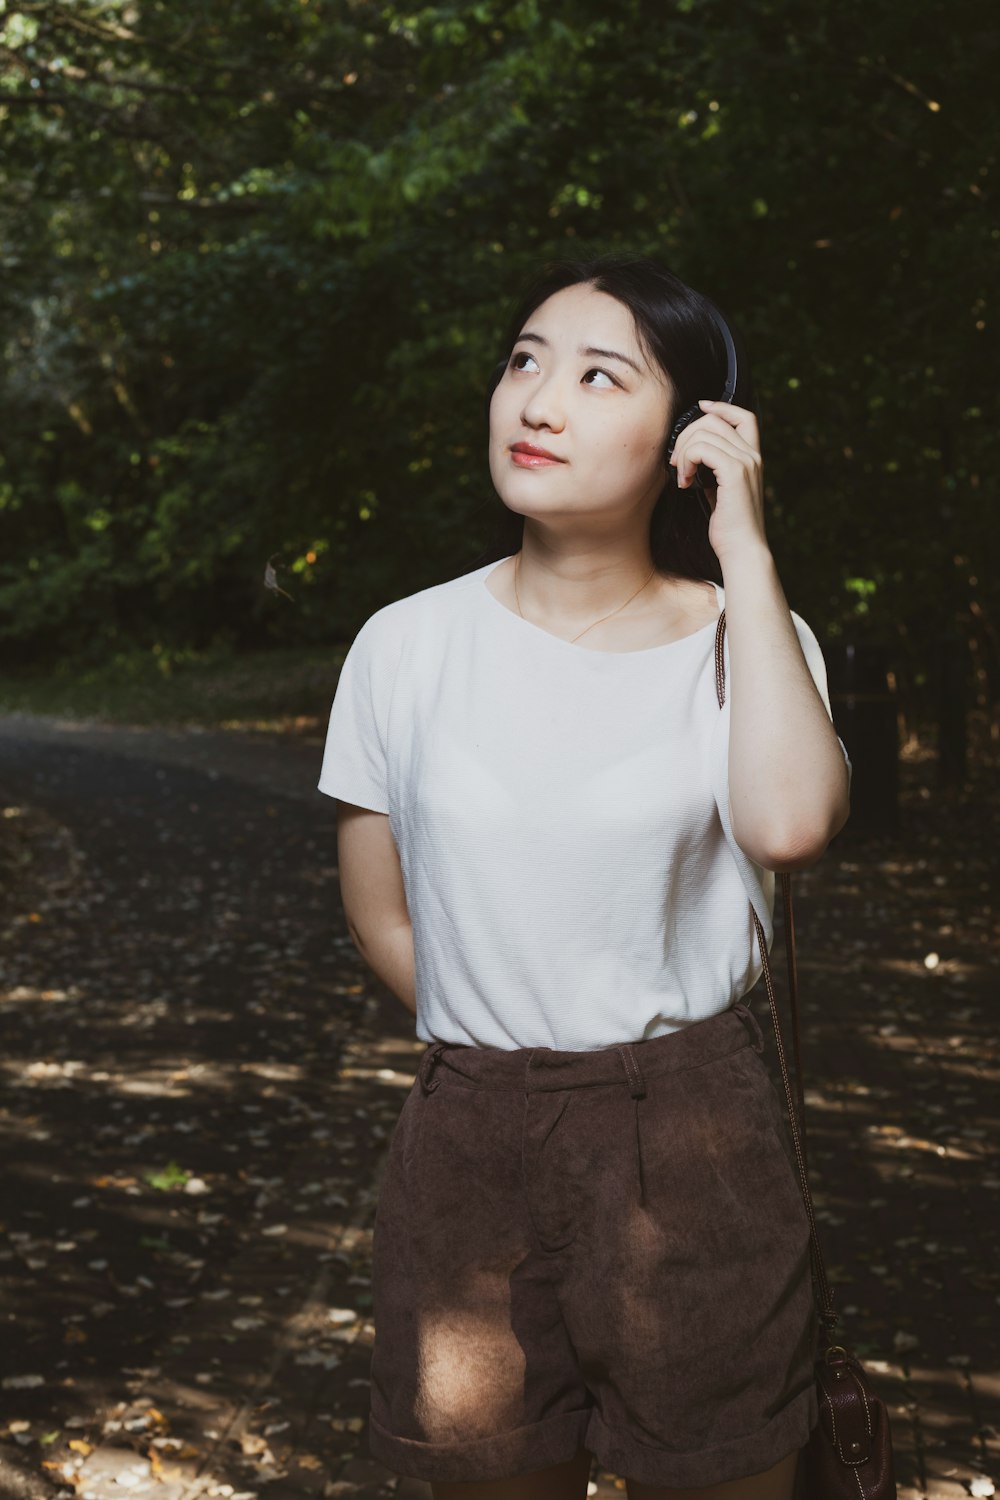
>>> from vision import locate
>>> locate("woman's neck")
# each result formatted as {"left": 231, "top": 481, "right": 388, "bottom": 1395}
{"left": 485, "top": 549, "right": 719, "bottom": 652}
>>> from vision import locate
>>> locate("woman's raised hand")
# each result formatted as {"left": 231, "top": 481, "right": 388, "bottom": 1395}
{"left": 669, "top": 398, "right": 768, "bottom": 568}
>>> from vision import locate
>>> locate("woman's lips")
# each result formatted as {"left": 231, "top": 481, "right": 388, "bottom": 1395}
{"left": 510, "top": 447, "right": 565, "bottom": 467}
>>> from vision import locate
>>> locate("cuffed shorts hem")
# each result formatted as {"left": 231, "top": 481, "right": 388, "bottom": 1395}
{"left": 367, "top": 1407, "right": 591, "bottom": 1484}
{"left": 584, "top": 1382, "right": 819, "bottom": 1490}
{"left": 368, "top": 1384, "right": 818, "bottom": 1488}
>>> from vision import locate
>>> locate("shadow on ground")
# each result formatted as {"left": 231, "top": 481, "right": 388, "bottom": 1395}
{"left": 0, "top": 720, "right": 996, "bottom": 1498}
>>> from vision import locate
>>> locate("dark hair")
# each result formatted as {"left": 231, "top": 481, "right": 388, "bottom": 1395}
{"left": 469, "top": 253, "right": 737, "bottom": 586}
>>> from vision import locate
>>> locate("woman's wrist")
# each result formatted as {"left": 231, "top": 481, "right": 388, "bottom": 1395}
{"left": 718, "top": 541, "right": 780, "bottom": 597}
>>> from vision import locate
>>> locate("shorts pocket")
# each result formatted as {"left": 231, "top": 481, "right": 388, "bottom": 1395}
{"left": 733, "top": 1048, "right": 809, "bottom": 1208}
{"left": 374, "top": 1083, "right": 428, "bottom": 1247}
{"left": 398, "top": 1081, "right": 428, "bottom": 1174}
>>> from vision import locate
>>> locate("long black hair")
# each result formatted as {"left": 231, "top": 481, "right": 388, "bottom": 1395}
{"left": 469, "top": 254, "right": 739, "bottom": 586}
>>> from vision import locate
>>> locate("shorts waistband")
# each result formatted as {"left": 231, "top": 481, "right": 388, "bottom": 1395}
{"left": 417, "top": 1000, "right": 765, "bottom": 1096}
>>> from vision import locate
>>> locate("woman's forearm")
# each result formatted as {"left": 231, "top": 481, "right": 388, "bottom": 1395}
{"left": 721, "top": 544, "right": 851, "bottom": 872}
{"left": 353, "top": 920, "right": 417, "bottom": 1018}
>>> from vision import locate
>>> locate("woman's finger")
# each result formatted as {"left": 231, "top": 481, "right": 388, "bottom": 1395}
{"left": 672, "top": 413, "right": 761, "bottom": 466}
{"left": 696, "top": 399, "right": 761, "bottom": 446}
{"left": 697, "top": 398, "right": 758, "bottom": 431}
{"left": 671, "top": 431, "right": 759, "bottom": 486}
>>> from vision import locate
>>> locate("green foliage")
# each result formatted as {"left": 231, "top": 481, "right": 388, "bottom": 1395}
{"left": 0, "top": 641, "right": 342, "bottom": 726}
{"left": 142, "top": 1161, "right": 190, "bottom": 1192}
{"left": 0, "top": 0, "right": 995, "bottom": 726}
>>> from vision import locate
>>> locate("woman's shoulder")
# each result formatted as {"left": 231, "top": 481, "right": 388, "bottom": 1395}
{"left": 349, "top": 563, "right": 486, "bottom": 650}
{"left": 652, "top": 572, "right": 723, "bottom": 636}
{"left": 687, "top": 574, "right": 725, "bottom": 617}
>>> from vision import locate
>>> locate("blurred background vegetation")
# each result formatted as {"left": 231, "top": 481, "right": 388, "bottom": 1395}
{"left": 0, "top": 0, "right": 995, "bottom": 753}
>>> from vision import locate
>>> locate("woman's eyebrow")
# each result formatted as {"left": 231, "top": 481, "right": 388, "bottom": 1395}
{"left": 584, "top": 345, "right": 643, "bottom": 376}
{"left": 516, "top": 330, "right": 643, "bottom": 376}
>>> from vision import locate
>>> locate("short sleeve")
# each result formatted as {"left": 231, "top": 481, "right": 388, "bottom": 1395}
{"left": 317, "top": 604, "right": 405, "bottom": 814}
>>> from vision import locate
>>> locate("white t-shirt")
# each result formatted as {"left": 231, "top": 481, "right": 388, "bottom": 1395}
{"left": 318, "top": 556, "right": 850, "bottom": 1051}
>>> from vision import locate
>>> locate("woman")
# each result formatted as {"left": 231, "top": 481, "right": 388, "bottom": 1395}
{"left": 318, "top": 255, "right": 851, "bottom": 1500}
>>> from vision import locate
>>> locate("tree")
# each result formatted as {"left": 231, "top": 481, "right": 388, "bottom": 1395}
{"left": 1, "top": 0, "right": 995, "bottom": 742}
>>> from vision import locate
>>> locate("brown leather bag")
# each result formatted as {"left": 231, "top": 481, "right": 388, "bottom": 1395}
{"left": 714, "top": 610, "right": 898, "bottom": 1499}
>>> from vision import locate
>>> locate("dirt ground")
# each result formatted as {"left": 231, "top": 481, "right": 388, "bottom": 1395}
{"left": 0, "top": 711, "right": 996, "bottom": 1499}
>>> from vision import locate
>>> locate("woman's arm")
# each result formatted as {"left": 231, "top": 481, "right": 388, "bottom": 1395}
{"left": 335, "top": 801, "right": 417, "bottom": 1016}
{"left": 670, "top": 397, "right": 850, "bottom": 873}
{"left": 721, "top": 545, "right": 850, "bottom": 872}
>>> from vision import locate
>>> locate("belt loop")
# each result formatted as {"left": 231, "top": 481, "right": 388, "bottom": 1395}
{"left": 617, "top": 1044, "right": 647, "bottom": 1209}
{"left": 732, "top": 1000, "right": 765, "bottom": 1054}
{"left": 616, "top": 1043, "right": 646, "bottom": 1100}
{"left": 419, "top": 1042, "right": 448, "bottom": 1094}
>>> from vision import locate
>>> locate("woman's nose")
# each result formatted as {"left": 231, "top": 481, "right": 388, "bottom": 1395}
{"left": 520, "top": 379, "right": 566, "bottom": 431}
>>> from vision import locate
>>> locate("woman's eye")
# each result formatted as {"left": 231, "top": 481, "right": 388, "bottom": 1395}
{"left": 583, "top": 367, "right": 617, "bottom": 389}
{"left": 508, "top": 353, "right": 618, "bottom": 388}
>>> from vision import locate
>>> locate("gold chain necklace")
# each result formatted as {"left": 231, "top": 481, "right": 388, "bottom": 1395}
{"left": 513, "top": 553, "right": 658, "bottom": 644}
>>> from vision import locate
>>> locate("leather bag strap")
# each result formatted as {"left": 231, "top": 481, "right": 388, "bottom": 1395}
{"left": 714, "top": 609, "right": 840, "bottom": 1342}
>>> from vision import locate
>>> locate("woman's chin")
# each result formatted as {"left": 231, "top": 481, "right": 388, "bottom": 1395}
{"left": 493, "top": 474, "right": 577, "bottom": 509}
{"left": 495, "top": 496, "right": 571, "bottom": 524}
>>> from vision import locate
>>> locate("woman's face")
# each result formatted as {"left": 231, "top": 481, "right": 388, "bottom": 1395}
{"left": 488, "top": 282, "right": 675, "bottom": 530}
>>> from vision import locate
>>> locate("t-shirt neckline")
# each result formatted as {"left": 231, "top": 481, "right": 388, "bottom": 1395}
{"left": 477, "top": 556, "right": 724, "bottom": 659}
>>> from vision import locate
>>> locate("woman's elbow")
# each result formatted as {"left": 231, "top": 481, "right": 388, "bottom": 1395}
{"left": 345, "top": 919, "right": 369, "bottom": 960}
{"left": 736, "top": 791, "right": 851, "bottom": 874}
{"left": 765, "top": 837, "right": 833, "bottom": 875}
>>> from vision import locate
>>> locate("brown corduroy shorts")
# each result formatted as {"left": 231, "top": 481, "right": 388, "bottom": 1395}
{"left": 367, "top": 1000, "right": 820, "bottom": 1488}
